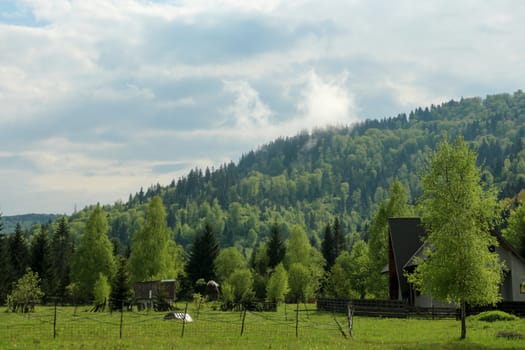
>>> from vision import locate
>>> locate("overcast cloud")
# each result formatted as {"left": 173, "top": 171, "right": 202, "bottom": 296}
{"left": 1, "top": 0, "right": 524, "bottom": 215}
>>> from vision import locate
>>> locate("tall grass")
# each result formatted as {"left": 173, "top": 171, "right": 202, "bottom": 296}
{"left": 1, "top": 303, "right": 524, "bottom": 349}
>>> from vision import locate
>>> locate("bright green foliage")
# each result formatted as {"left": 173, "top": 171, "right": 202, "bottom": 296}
{"left": 6, "top": 268, "right": 44, "bottom": 313}
{"left": 93, "top": 273, "right": 110, "bottom": 306}
{"left": 225, "top": 268, "right": 254, "bottom": 303}
{"left": 266, "top": 263, "right": 289, "bottom": 303}
{"left": 409, "top": 136, "right": 503, "bottom": 339}
{"left": 129, "top": 196, "right": 172, "bottom": 282}
{"left": 326, "top": 252, "right": 354, "bottom": 298}
{"left": 346, "top": 240, "right": 370, "bottom": 299}
{"left": 367, "top": 179, "right": 411, "bottom": 297}
{"left": 287, "top": 263, "right": 314, "bottom": 302}
{"left": 326, "top": 242, "right": 371, "bottom": 299}
{"left": 284, "top": 225, "right": 310, "bottom": 268}
{"left": 502, "top": 202, "right": 525, "bottom": 257}
{"left": 70, "top": 205, "right": 116, "bottom": 300}
{"left": 214, "top": 247, "right": 246, "bottom": 283}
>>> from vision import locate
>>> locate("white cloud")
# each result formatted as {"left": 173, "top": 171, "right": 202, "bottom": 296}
{"left": 223, "top": 80, "right": 273, "bottom": 129}
{"left": 296, "top": 70, "right": 357, "bottom": 129}
{"left": 2, "top": 0, "right": 525, "bottom": 214}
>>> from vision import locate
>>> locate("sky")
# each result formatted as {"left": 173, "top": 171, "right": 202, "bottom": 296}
{"left": 1, "top": 0, "right": 525, "bottom": 215}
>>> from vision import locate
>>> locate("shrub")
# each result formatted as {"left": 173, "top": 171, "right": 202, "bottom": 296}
{"left": 471, "top": 310, "right": 518, "bottom": 322}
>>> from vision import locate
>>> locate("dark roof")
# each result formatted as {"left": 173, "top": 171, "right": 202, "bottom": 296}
{"left": 388, "top": 218, "right": 427, "bottom": 297}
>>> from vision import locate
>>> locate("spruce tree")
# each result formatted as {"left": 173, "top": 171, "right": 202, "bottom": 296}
{"left": 9, "top": 223, "right": 29, "bottom": 282}
{"left": 321, "top": 223, "right": 335, "bottom": 271}
{"left": 0, "top": 232, "right": 13, "bottom": 303}
{"left": 30, "top": 226, "right": 53, "bottom": 300}
{"left": 51, "top": 217, "right": 74, "bottom": 298}
{"left": 110, "top": 255, "right": 132, "bottom": 311}
{"left": 186, "top": 223, "right": 220, "bottom": 287}
{"left": 267, "top": 223, "right": 285, "bottom": 269}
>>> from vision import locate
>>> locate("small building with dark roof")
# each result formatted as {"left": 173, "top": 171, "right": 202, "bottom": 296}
{"left": 134, "top": 280, "right": 176, "bottom": 311}
{"left": 387, "top": 217, "right": 525, "bottom": 307}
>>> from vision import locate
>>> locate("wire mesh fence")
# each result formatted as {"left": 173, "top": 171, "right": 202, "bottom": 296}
{"left": 2, "top": 298, "right": 354, "bottom": 346}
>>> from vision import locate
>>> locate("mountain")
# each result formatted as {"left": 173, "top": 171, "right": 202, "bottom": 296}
{"left": 67, "top": 91, "right": 525, "bottom": 251}
{"left": 1, "top": 214, "right": 58, "bottom": 235}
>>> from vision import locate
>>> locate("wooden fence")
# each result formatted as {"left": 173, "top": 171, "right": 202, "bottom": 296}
{"left": 317, "top": 298, "right": 525, "bottom": 318}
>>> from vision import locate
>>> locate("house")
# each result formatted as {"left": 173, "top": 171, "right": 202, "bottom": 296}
{"left": 387, "top": 218, "right": 525, "bottom": 307}
{"left": 134, "top": 280, "right": 176, "bottom": 311}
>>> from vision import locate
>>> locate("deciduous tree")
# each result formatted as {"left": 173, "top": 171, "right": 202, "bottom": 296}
{"left": 70, "top": 205, "right": 116, "bottom": 300}
{"left": 409, "top": 137, "right": 502, "bottom": 339}
{"left": 129, "top": 196, "right": 172, "bottom": 282}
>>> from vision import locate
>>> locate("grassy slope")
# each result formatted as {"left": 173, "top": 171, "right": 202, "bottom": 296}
{"left": 1, "top": 304, "right": 524, "bottom": 349}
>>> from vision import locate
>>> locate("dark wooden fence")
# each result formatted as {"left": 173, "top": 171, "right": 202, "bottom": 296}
{"left": 317, "top": 298, "right": 525, "bottom": 319}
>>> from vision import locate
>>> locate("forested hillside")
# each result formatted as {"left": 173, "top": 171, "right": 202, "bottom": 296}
{"left": 2, "top": 214, "right": 57, "bottom": 234}
{"left": 61, "top": 91, "right": 525, "bottom": 253}
{"left": 3, "top": 90, "right": 525, "bottom": 304}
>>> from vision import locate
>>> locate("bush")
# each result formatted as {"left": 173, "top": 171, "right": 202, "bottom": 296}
{"left": 471, "top": 310, "right": 518, "bottom": 322}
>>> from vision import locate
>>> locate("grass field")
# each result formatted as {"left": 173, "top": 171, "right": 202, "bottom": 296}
{"left": 1, "top": 303, "right": 525, "bottom": 349}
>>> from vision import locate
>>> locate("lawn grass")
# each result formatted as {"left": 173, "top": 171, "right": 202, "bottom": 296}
{"left": 1, "top": 303, "right": 524, "bottom": 349}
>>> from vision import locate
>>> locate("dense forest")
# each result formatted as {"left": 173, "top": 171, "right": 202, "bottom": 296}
{"left": 2, "top": 91, "right": 525, "bottom": 305}
{"left": 72, "top": 90, "right": 525, "bottom": 251}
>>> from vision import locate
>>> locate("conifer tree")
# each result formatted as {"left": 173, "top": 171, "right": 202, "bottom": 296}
{"left": 9, "top": 223, "right": 29, "bottom": 283}
{"left": 30, "top": 226, "right": 53, "bottom": 299}
{"left": 186, "top": 223, "right": 220, "bottom": 287}
{"left": 51, "top": 217, "right": 74, "bottom": 298}
{"left": 110, "top": 255, "right": 132, "bottom": 311}
{"left": 321, "top": 223, "right": 335, "bottom": 271}
{"left": 267, "top": 223, "right": 285, "bottom": 269}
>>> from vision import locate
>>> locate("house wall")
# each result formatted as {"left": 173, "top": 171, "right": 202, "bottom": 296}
{"left": 495, "top": 246, "right": 525, "bottom": 302}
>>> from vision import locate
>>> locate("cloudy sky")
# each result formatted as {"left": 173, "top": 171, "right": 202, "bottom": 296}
{"left": 1, "top": 0, "right": 524, "bottom": 215}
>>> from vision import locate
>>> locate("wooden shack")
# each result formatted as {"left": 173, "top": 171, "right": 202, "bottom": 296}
{"left": 134, "top": 280, "right": 176, "bottom": 311}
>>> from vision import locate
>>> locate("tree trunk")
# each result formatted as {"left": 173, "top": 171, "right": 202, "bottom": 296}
{"left": 460, "top": 300, "right": 466, "bottom": 339}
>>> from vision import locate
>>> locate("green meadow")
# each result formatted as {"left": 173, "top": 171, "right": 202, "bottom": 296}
{"left": 1, "top": 304, "right": 524, "bottom": 349}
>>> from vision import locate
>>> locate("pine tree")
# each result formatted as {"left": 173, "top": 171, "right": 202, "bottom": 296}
{"left": 51, "top": 217, "right": 74, "bottom": 298}
{"left": 267, "top": 223, "right": 285, "bottom": 269}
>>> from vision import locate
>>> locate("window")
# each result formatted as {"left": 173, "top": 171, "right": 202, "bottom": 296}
{"left": 521, "top": 282, "right": 525, "bottom": 294}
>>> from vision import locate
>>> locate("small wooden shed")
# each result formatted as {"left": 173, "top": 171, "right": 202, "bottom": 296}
{"left": 134, "top": 280, "right": 176, "bottom": 311}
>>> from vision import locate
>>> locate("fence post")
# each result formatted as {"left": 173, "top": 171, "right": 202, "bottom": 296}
{"left": 240, "top": 307, "right": 247, "bottom": 336}
{"left": 119, "top": 305, "right": 124, "bottom": 339}
{"left": 181, "top": 303, "right": 188, "bottom": 338}
{"left": 53, "top": 298, "right": 57, "bottom": 339}
{"left": 295, "top": 303, "right": 299, "bottom": 338}
{"left": 347, "top": 303, "right": 354, "bottom": 337}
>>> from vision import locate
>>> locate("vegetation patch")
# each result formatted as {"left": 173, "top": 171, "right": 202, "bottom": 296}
{"left": 471, "top": 310, "right": 518, "bottom": 322}
{"left": 496, "top": 331, "right": 524, "bottom": 340}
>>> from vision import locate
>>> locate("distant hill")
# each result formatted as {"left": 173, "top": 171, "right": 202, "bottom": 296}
{"left": 63, "top": 90, "right": 525, "bottom": 251}
{"left": 1, "top": 214, "right": 58, "bottom": 234}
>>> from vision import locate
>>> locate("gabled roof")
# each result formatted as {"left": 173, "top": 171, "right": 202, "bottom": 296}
{"left": 388, "top": 218, "right": 427, "bottom": 297}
